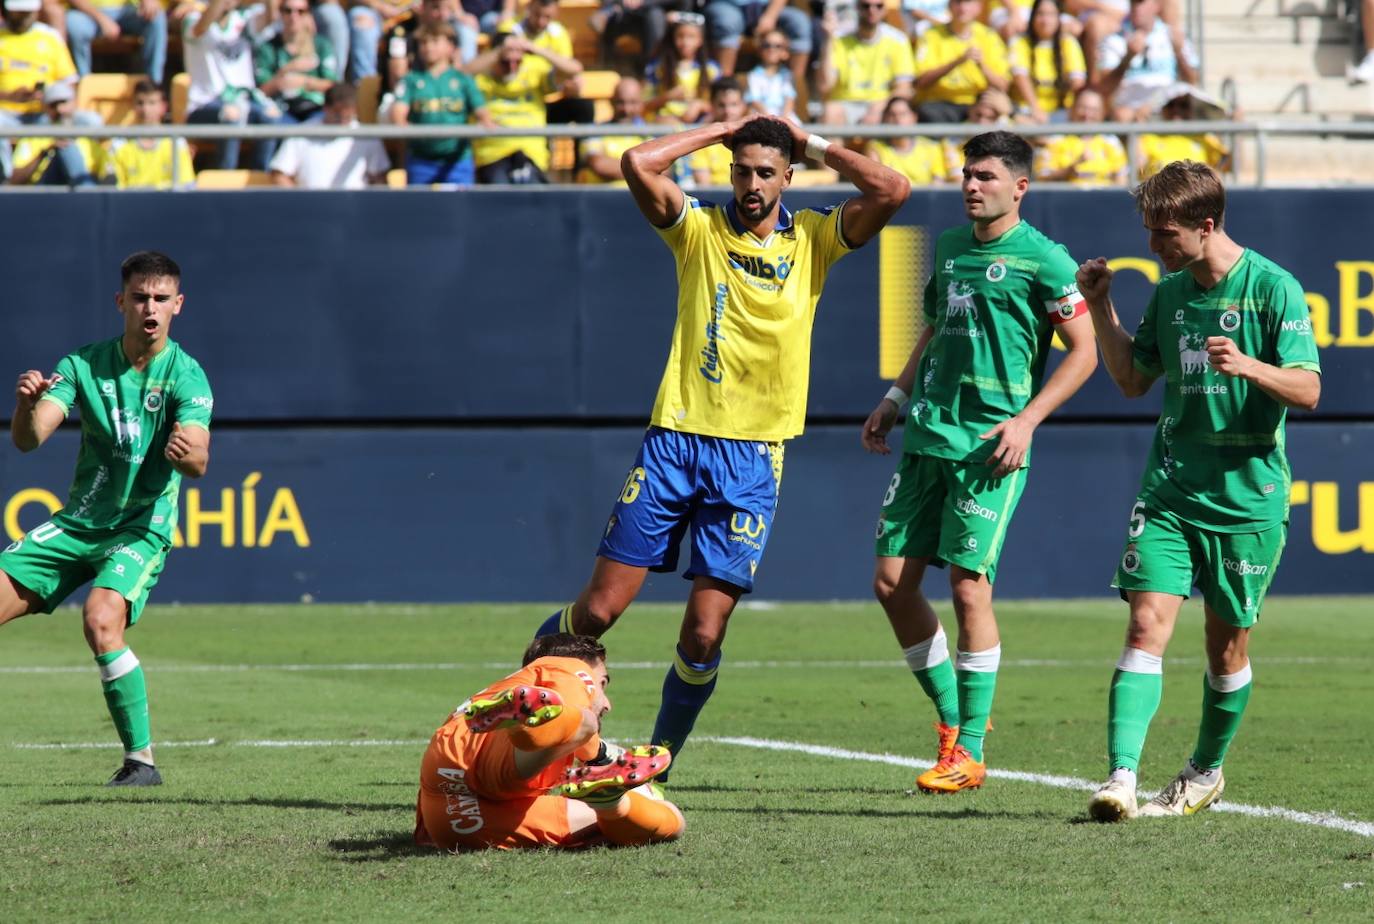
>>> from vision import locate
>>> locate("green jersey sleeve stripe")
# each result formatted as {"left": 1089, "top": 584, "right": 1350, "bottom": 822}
{"left": 38, "top": 394, "right": 69, "bottom": 415}
{"left": 1279, "top": 361, "right": 1321, "bottom": 372}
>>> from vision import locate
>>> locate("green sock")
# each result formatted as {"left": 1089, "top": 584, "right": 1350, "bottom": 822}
{"left": 1107, "top": 668, "right": 1163, "bottom": 773}
{"left": 954, "top": 646, "right": 1000, "bottom": 762}
{"left": 96, "top": 647, "right": 151, "bottom": 756}
{"left": 913, "top": 660, "right": 959, "bottom": 727}
{"left": 1191, "top": 667, "right": 1253, "bottom": 771}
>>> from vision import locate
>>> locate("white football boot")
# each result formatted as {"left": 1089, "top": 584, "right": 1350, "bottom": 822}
{"left": 1138, "top": 763, "right": 1225, "bottom": 817}
{"left": 1088, "top": 772, "right": 1138, "bottom": 822}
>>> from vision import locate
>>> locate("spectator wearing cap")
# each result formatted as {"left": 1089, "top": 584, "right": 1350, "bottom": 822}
{"left": 467, "top": 30, "right": 581, "bottom": 184}
{"left": 65, "top": 0, "right": 167, "bottom": 84}
{"left": 1134, "top": 82, "right": 1229, "bottom": 180}
{"left": 390, "top": 20, "right": 491, "bottom": 185}
{"left": 183, "top": 0, "right": 289, "bottom": 170}
{"left": 256, "top": 0, "right": 340, "bottom": 123}
{"left": 912, "top": 0, "right": 1010, "bottom": 124}
{"left": 817, "top": 0, "right": 915, "bottom": 126}
{"left": 1093, "top": 0, "right": 1196, "bottom": 122}
{"left": 7, "top": 80, "right": 106, "bottom": 185}
{"left": 270, "top": 82, "right": 390, "bottom": 187}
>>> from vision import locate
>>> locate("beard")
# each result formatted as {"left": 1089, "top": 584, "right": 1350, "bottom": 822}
{"left": 737, "top": 191, "right": 776, "bottom": 222}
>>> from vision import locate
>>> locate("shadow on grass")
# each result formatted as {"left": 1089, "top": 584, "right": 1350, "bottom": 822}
{"left": 663, "top": 784, "right": 901, "bottom": 796}
{"left": 688, "top": 803, "right": 1060, "bottom": 821}
{"left": 329, "top": 832, "right": 432, "bottom": 862}
{"left": 39, "top": 795, "right": 409, "bottom": 813}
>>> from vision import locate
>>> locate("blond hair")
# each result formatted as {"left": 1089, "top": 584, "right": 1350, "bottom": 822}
{"left": 1133, "top": 160, "right": 1225, "bottom": 229}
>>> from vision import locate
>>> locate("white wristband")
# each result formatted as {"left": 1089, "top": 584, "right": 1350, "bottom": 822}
{"left": 805, "top": 133, "right": 832, "bottom": 163}
{"left": 884, "top": 385, "right": 909, "bottom": 408}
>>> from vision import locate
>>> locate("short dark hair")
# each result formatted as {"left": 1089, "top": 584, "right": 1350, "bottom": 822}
{"left": 521, "top": 633, "right": 607, "bottom": 668}
{"left": 709, "top": 75, "right": 743, "bottom": 102}
{"left": 132, "top": 78, "right": 163, "bottom": 100}
{"left": 415, "top": 21, "right": 457, "bottom": 43}
{"left": 325, "top": 82, "right": 357, "bottom": 108}
{"left": 120, "top": 251, "right": 181, "bottom": 286}
{"left": 962, "top": 130, "right": 1033, "bottom": 179}
{"left": 730, "top": 117, "right": 794, "bottom": 163}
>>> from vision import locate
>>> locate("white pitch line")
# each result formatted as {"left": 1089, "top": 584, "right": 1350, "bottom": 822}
{"left": 0, "top": 656, "right": 1364, "bottom": 675}
{"left": 8, "top": 733, "right": 1372, "bottom": 839}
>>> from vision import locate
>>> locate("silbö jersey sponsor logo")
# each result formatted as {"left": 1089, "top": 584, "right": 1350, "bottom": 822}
{"left": 700, "top": 283, "right": 728, "bottom": 383}
{"left": 727, "top": 250, "right": 791, "bottom": 282}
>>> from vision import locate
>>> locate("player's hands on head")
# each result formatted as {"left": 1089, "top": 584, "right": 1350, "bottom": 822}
{"left": 1075, "top": 257, "right": 1113, "bottom": 303}
{"left": 861, "top": 400, "right": 900, "bottom": 454}
{"left": 1204, "top": 336, "right": 1255, "bottom": 378}
{"left": 979, "top": 414, "right": 1034, "bottom": 477}
{"left": 15, "top": 370, "right": 60, "bottom": 405}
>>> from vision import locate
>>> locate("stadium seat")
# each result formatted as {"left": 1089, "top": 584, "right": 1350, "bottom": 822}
{"left": 386, "top": 168, "right": 407, "bottom": 188}
{"left": 194, "top": 169, "right": 275, "bottom": 189}
{"left": 170, "top": 72, "right": 190, "bottom": 124}
{"left": 356, "top": 74, "right": 381, "bottom": 124}
{"left": 76, "top": 73, "right": 142, "bottom": 126}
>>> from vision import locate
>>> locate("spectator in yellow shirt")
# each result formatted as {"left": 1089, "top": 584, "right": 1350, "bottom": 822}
{"left": 7, "top": 80, "right": 105, "bottom": 186}
{"left": 914, "top": 0, "right": 1010, "bottom": 123}
{"left": 107, "top": 79, "right": 196, "bottom": 189}
{"left": 689, "top": 75, "right": 746, "bottom": 186}
{"left": 0, "top": 0, "right": 80, "bottom": 178}
{"left": 1008, "top": 0, "right": 1084, "bottom": 122}
{"left": 578, "top": 75, "right": 648, "bottom": 185}
{"left": 468, "top": 30, "right": 582, "bottom": 184}
{"left": 818, "top": 0, "right": 916, "bottom": 125}
{"left": 1034, "top": 88, "right": 1125, "bottom": 184}
{"left": 1135, "top": 85, "right": 1229, "bottom": 180}
{"left": 866, "top": 95, "right": 947, "bottom": 186}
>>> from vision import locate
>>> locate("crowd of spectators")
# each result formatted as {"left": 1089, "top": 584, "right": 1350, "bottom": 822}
{"left": 0, "top": 0, "right": 1226, "bottom": 188}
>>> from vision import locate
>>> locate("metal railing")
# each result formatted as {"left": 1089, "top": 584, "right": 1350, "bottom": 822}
{"left": 2, "top": 118, "right": 1370, "bottom": 188}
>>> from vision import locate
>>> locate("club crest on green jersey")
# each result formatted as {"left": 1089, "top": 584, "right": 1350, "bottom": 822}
{"left": 143, "top": 389, "right": 164, "bottom": 413}
{"left": 985, "top": 260, "right": 1007, "bottom": 282}
{"left": 1219, "top": 307, "right": 1241, "bottom": 332}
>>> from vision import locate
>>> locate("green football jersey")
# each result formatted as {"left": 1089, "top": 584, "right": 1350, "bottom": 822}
{"left": 39, "top": 337, "right": 214, "bottom": 542}
{"left": 396, "top": 67, "right": 486, "bottom": 161}
{"left": 1131, "top": 248, "right": 1321, "bottom": 532}
{"left": 903, "top": 220, "right": 1085, "bottom": 465}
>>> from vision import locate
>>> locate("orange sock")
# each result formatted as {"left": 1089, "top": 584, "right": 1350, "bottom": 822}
{"left": 594, "top": 791, "right": 684, "bottom": 846}
{"left": 506, "top": 706, "right": 583, "bottom": 751}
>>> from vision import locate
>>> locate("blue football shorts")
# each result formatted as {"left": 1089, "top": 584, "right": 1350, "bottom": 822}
{"left": 596, "top": 426, "right": 784, "bottom": 592}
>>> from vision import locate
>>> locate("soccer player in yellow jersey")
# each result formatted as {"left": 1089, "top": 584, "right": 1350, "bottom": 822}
{"left": 534, "top": 115, "right": 910, "bottom": 779}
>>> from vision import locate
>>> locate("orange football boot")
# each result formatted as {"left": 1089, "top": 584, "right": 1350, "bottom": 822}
{"left": 915, "top": 744, "right": 987, "bottom": 794}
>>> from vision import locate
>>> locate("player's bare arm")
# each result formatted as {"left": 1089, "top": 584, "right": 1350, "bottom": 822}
{"left": 979, "top": 310, "right": 1097, "bottom": 477}
{"left": 165, "top": 421, "right": 211, "bottom": 478}
{"left": 862, "top": 325, "right": 932, "bottom": 455}
{"left": 1076, "top": 256, "right": 1157, "bottom": 398}
{"left": 791, "top": 120, "right": 910, "bottom": 247}
{"left": 1204, "top": 337, "right": 1321, "bottom": 411}
{"left": 622, "top": 118, "right": 757, "bottom": 228}
{"left": 11, "top": 370, "right": 66, "bottom": 452}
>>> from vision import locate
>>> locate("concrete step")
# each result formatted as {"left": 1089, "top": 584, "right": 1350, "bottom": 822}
{"left": 1237, "top": 136, "right": 1374, "bottom": 184}
{"left": 1203, "top": 14, "right": 1349, "bottom": 44}
{"left": 1206, "top": 39, "right": 1354, "bottom": 79}
{"left": 1210, "top": 74, "right": 1374, "bottom": 113}
{"left": 1201, "top": 0, "right": 1340, "bottom": 17}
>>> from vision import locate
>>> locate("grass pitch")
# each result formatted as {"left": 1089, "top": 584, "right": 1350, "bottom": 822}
{"left": 2, "top": 597, "right": 1372, "bottom": 922}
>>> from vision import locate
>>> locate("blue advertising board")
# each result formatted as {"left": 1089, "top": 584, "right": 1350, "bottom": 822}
{"left": 1, "top": 189, "right": 1368, "bottom": 421}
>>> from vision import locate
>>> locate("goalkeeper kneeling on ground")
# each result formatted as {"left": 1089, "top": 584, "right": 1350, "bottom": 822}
{"left": 415, "top": 633, "right": 684, "bottom": 850}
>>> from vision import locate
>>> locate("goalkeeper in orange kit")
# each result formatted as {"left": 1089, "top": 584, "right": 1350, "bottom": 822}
{"left": 414, "top": 633, "right": 684, "bottom": 851}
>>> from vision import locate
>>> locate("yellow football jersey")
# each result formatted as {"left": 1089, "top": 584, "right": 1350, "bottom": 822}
{"left": 830, "top": 24, "right": 916, "bottom": 103}
{"left": 1137, "top": 132, "right": 1227, "bottom": 180}
{"left": 914, "top": 22, "right": 1009, "bottom": 106}
{"left": 108, "top": 137, "right": 196, "bottom": 189}
{"left": 473, "top": 57, "right": 555, "bottom": 170}
{"left": 1035, "top": 132, "right": 1126, "bottom": 186}
{"left": 648, "top": 197, "right": 853, "bottom": 442}
{"left": 498, "top": 17, "right": 573, "bottom": 60}
{"left": 0, "top": 24, "right": 76, "bottom": 116}
{"left": 10, "top": 134, "right": 106, "bottom": 183}
{"left": 1008, "top": 34, "right": 1085, "bottom": 113}
{"left": 870, "top": 138, "right": 947, "bottom": 187}
{"left": 577, "top": 130, "right": 646, "bottom": 185}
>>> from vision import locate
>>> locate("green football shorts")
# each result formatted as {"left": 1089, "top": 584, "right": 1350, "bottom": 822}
{"left": 0, "top": 516, "right": 169, "bottom": 625}
{"left": 1112, "top": 496, "right": 1287, "bottom": 628}
{"left": 874, "top": 452, "right": 1027, "bottom": 582}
